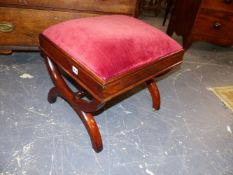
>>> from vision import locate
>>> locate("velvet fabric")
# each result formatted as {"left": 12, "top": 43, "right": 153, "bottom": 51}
{"left": 43, "top": 15, "right": 182, "bottom": 81}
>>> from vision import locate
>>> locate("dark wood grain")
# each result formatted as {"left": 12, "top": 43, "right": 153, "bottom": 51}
{"left": 167, "top": 0, "right": 233, "bottom": 49}
{"left": 201, "top": 0, "right": 233, "bottom": 12}
{"left": 192, "top": 9, "right": 233, "bottom": 46}
{"left": 166, "top": 0, "right": 201, "bottom": 49}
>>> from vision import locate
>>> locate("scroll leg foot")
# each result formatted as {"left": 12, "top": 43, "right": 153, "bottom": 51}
{"left": 146, "top": 79, "right": 160, "bottom": 110}
{"left": 78, "top": 111, "right": 103, "bottom": 152}
{"left": 48, "top": 87, "right": 59, "bottom": 103}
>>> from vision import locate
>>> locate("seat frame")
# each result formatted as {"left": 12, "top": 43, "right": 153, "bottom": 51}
{"left": 39, "top": 34, "right": 184, "bottom": 153}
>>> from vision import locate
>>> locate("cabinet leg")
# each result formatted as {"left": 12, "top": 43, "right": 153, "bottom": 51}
{"left": 0, "top": 50, "right": 13, "bottom": 54}
{"left": 183, "top": 37, "right": 192, "bottom": 50}
{"left": 166, "top": 25, "right": 174, "bottom": 36}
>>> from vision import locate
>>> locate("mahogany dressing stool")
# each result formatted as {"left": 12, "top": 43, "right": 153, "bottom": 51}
{"left": 39, "top": 15, "right": 184, "bottom": 153}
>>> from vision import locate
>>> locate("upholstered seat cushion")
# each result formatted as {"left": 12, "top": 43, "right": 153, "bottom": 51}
{"left": 42, "top": 15, "right": 182, "bottom": 81}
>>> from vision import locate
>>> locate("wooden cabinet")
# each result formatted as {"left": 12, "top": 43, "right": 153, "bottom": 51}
{"left": 167, "top": 0, "right": 233, "bottom": 49}
{"left": 0, "top": 0, "right": 140, "bottom": 51}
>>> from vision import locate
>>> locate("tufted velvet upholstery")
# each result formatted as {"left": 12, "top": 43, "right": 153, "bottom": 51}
{"left": 42, "top": 15, "right": 182, "bottom": 81}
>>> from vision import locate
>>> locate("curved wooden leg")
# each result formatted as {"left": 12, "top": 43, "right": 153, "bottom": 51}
{"left": 44, "top": 56, "right": 103, "bottom": 152}
{"left": 48, "top": 87, "right": 59, "bottom": 103}
{"left": 77, "top": 111, "right": 103, "bottom": 152}
{"left": 146, "top": 79, "right": 160, "bottom": 111}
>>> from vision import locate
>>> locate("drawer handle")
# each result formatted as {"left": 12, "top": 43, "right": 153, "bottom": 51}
{"left": 213, "top": 22, "right": 221, "bottom": 30}
{"left": 224, "top": 0, "right": 232, "bottom": 4}
{"left": 0, "top": 22, "right": 15, "bottom": 33}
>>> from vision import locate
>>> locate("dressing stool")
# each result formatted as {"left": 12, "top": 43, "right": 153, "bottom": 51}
{"left": 39, "top": 15, "right": 184, "bottom": 153}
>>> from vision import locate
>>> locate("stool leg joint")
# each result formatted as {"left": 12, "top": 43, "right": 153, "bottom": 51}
{"left": 75, "top": 90, "right": 87, "bottom": 99}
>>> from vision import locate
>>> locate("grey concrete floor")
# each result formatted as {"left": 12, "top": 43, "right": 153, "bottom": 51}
{"left": 0, "top": 16, "right": 233, "bottom": 175}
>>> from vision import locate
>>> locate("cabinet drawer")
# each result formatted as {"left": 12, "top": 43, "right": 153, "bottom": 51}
{"left": 201, "top": 0, "right": 233, "bottom": 12}
{"left": 192, "top": 9, "right": 233, "bottom": 41}
{"left": 0, "top": 7, "right": 96, "bottom": 47}
{"left": 0, "top": 0, "right": 138, "bottom": 16}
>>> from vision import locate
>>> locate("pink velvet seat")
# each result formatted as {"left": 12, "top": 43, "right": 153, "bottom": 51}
{"left": 42, "top": 15, "right": 182, "bottom": 81}
{"left": 39, "top": 15, "right": 184, "bottom": 153}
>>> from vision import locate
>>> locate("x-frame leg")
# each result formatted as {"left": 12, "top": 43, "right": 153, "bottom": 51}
{"left": 44, "top": 56, "right": 104, "bottom": 152}
{"left": 43, "top": 56, "right": 161, "bottom": 153}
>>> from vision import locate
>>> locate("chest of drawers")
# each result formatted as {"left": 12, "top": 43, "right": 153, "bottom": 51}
{"left": 0, "top": 0, "right": 140, "bottom": 52}
{"left": 167, "top": 0, "right": 233, "bottom": 49}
